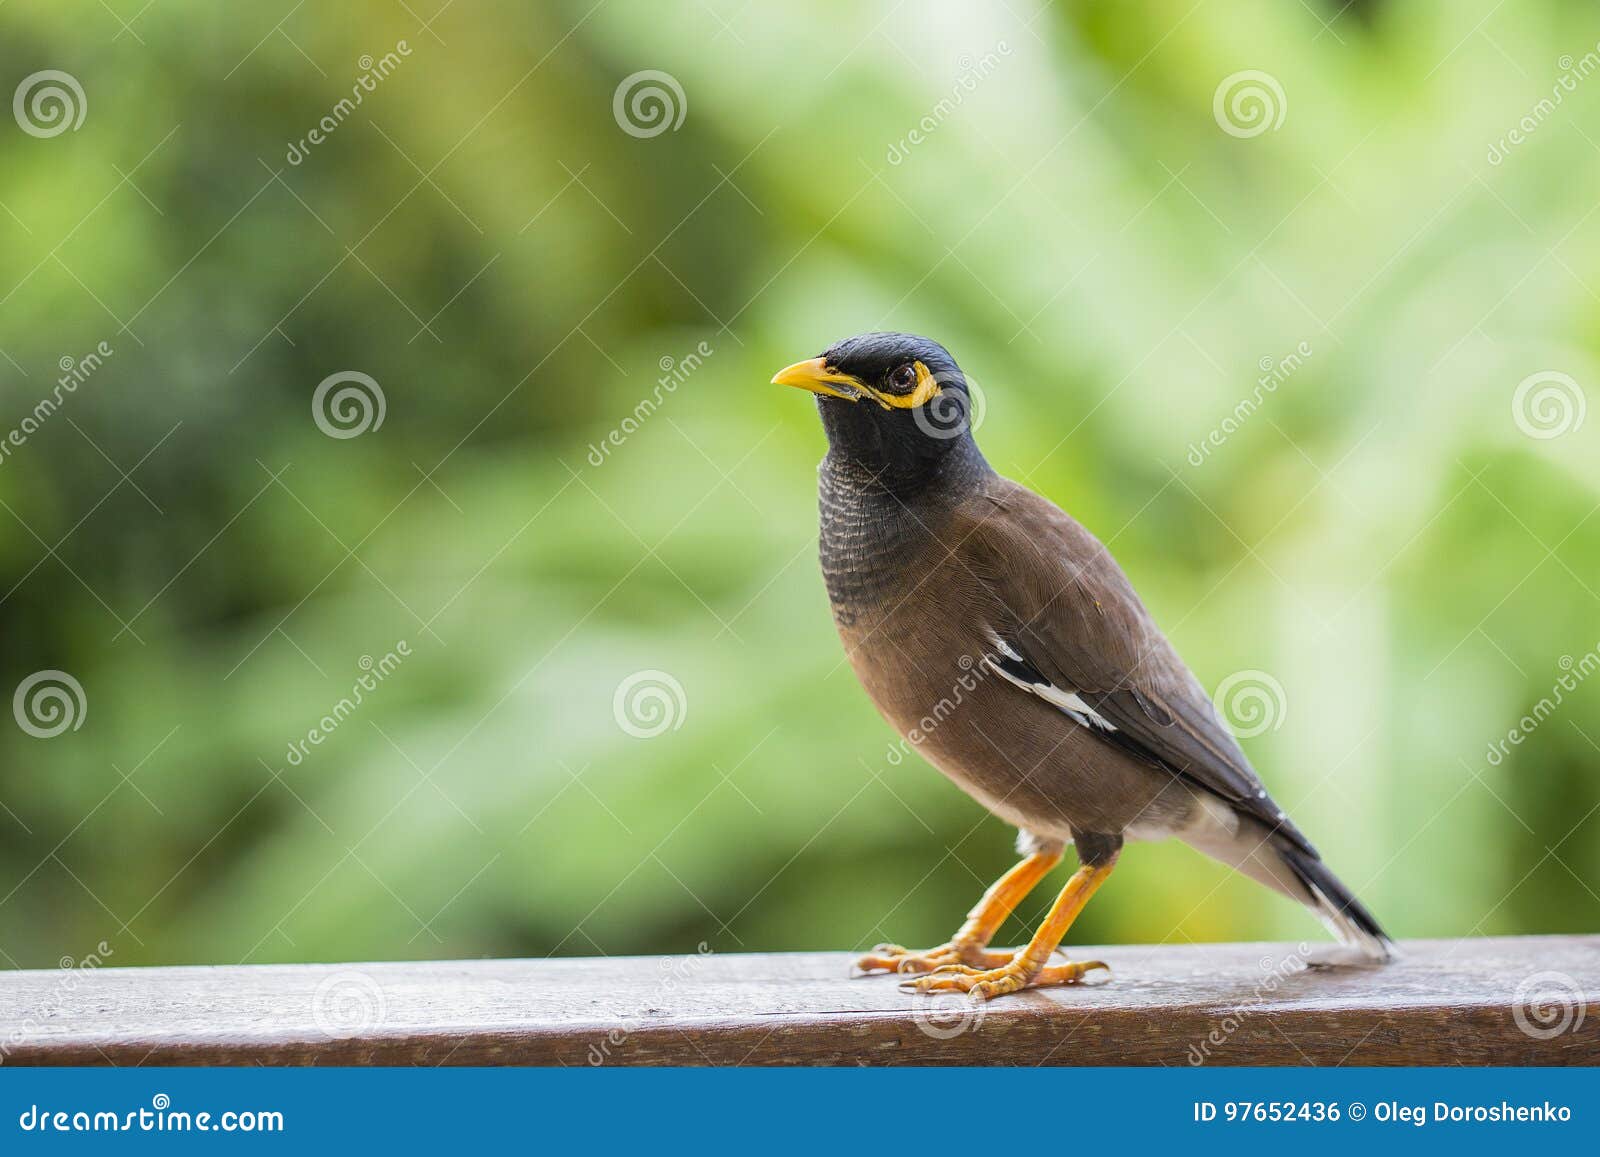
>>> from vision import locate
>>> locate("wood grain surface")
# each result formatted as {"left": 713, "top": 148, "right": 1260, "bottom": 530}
{"left": 2, "top": 936, "right": 1595, "bottom": 1066}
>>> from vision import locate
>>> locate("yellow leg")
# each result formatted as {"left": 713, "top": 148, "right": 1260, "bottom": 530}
{"left": 903, "top": 854, "right": 1116, "bottom": 1000}
{"left": 855, "top": 849, "right": 1061, "bottom": 974}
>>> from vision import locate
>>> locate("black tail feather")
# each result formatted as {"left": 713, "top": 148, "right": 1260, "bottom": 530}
{"left": 1277, "top": 843, "right": 1393, "bottom": 961}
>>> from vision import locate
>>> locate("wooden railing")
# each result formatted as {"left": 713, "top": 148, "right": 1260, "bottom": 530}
{"left": 2, "top": 936, "right": 1594, "bottom": 1065}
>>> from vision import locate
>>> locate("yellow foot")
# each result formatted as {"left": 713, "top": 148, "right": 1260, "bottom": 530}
{"left": 853, "top": 941, "right": 1015, "bottom": 975}
{"left": 900, "top": 958, "right": 1109, "bottom": 1000}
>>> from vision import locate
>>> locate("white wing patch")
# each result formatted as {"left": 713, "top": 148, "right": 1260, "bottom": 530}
{"left": 983, "top": 629, "right": 1118, "bottom": 733}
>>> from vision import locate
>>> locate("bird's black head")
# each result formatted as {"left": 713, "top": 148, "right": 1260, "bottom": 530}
{"left": 771, "top": 332, "right": 986, "bottom": 492}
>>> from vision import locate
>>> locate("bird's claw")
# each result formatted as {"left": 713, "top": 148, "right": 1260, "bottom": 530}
{"left": 898, "top": 958, "right": 1111, "bottom": 1000}
{"left": 853, "top": 939, "right": 1015, "bottom": 976}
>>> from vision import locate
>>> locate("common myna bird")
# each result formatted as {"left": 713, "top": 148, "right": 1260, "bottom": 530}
{"left": 773, "top": 332, "right": 1391, "bottom": 1001}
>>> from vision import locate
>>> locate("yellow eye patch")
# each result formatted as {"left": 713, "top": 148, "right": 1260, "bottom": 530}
{"left": 863, "top": 361, "right": 941, "bottom": 409}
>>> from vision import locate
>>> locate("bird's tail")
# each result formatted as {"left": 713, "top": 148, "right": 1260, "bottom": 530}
{"left": 1183, "top": 816, "right": 1393, "bottom": 963}
{"left": 1274, "top": 841, "right": 1393, "bottom": 963}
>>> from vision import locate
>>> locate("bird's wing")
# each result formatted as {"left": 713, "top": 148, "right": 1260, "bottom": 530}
{"left": 957, "top": 478, "right": 1315, "bottom": 854}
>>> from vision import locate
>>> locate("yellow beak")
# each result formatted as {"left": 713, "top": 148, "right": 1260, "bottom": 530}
{"left": 770, "top": 356, "right": 865, "bottom": 402}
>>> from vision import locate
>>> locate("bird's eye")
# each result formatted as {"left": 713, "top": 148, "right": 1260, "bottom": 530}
{"left": 888, "top": 364, "right": 918, "bottom": 392}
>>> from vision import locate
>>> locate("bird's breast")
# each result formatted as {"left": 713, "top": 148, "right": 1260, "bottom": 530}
{"left": 815, "top": 459, "right": 959, "bottom": 629}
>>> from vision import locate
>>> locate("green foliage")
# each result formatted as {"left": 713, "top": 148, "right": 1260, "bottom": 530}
{"left": 1, "top": 0, "right": 1596, "bottom": 970}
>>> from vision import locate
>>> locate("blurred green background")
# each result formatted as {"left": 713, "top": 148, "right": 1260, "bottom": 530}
{"left": 1, "top": 0, "right": 1597, "bottom": 973}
